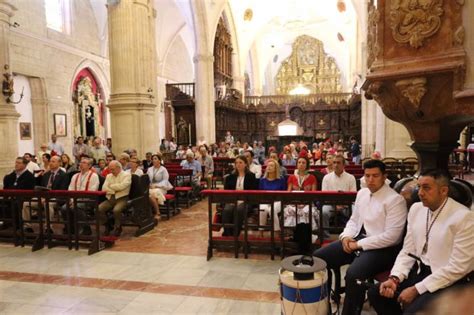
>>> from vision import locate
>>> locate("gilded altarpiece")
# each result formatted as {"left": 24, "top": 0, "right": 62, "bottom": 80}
{"left": 276, "top": 35, "right": 342, "bottom": 95}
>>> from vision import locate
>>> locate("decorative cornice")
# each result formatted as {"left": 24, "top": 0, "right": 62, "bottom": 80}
{"left": 395, "top": 77, "right": 427, "bottom": 109}
{"left": 390, "top": 0, "right": 444, "bottom": 48}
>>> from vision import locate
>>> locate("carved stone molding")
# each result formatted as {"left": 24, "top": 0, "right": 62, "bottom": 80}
{"left": 395, "top": 77, "right": 427, "bottom": 110}
{"left": 453, "top": 26, "right": 465, "bottom": 46}
{"left": 390, "top": 0, "right": 444, "bottom": 48}
{"left": 367, "top": 4, "right": 380, "bottom": 68}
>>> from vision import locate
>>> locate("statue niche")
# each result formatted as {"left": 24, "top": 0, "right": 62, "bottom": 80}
{"left": 73, "top": 75, "right": 103, "bottom": 138}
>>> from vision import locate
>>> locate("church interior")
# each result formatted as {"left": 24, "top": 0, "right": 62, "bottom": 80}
{"left": 0, "top": 0, "right": 473, "bottom": 314}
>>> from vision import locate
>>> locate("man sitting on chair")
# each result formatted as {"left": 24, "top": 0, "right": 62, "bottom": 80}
{"left": 313, "top": 159, "right": 407, "bottom": 315}
{"left": 98, "top": 160, "right": 131, "bottom": 236}
{"left": 63, "top": 157, "right": 100, "bottom": 236}
{"left": 368, "top": 169, "right": 473, "bottom": 314}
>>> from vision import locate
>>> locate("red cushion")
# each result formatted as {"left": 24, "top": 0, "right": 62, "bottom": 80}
{"left": 165, "top": 194, "right": 175, "bottom": 200}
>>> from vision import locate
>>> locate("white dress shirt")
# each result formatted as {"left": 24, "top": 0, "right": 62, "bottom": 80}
{"left": 390, "top": 198, "right": 473, "bottom": 294}
{"left": 127, "top": 168, "right": 143, "bottom": 176}
{"left": 26, "top": 161, "right": 40, "bottom": 174}
{"left": 68, "top": 170, "right": 99, "bottom": 191}
{"left": 249, "top": 163, "right": 262, "bottom": 179}
{"left": 340, "top": 184, "right": 407, "bottom": 250}
{"left": 322, "top": 171, "right": 357, "bottom": 192}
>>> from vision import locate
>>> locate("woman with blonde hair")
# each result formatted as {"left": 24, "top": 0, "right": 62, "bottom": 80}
{"left": 61, "top": 153, "right": 77, "bottom": 173}
{"left": 259, "top": 159, "right": 286, "bottom": 235}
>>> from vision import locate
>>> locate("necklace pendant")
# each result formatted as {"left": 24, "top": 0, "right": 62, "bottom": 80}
{"left": 422, "top": 242, "right": 428, "bottom": 255}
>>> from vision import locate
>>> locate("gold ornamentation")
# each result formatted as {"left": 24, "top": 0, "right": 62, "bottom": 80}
{"left": 453, "top": 26, "right": 465, "bottom": 46}
{"left": 275, "top": 35, "right": 342, "bottom": 95}
{"left": 390, "top": 0, "right": 444, "bottom": 48}
{"left": 395, "top": 77, "right": 427, "bottom": 109}
{"left": 367, "top": 3, "right": 380, "bottom": 68}
{"left": 243, "top": 9, "right": 253, "bottom": 21}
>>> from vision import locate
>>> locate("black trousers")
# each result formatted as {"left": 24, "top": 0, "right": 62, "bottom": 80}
{"left": 313, "top": 240, "right": 401, "bottom": 315}
{"left": 222, "top": 203, "right": 248, "bottom": 236}
{"left": 368, "top": 264, "right": 473, "bottom": 315}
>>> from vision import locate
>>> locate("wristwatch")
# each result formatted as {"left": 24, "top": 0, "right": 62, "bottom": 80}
{"left": 388, "top": 275, "right": 400, "bottom": 285}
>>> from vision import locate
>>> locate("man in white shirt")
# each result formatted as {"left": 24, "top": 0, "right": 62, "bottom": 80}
{"left": 23, "top": 153, "right": 40, "bottom": 174}
{"left": 63, "top": 157, "right": 99, "bottom": 235}
{"left": 244, "top": 150, "right": 262, "bottom": 179}
{"left": 313, "top": 159, "right": 407, "bottom": 315}
{"left": 369, "top": 169, "right": 473, "bottom": 315}
{"left": 321, "top": 155, "right": 357, "bottom": 237}
{"left": 98, "top": 160, "right": 131, "bottom": 236}
{"left": 48, "top": 134, "right": 64, "bottom": 156}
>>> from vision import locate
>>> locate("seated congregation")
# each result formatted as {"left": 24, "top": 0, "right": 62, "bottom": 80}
{"left": 0, "top": 135, "right": 472, "bottom": 315}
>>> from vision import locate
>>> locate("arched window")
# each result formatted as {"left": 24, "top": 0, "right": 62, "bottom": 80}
{"left": 44, "top": 0, "right": 70, "bottom": 33}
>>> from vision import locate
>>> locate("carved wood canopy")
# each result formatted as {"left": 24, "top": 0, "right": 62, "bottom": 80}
{"left": 275, "top": 35, "right": 342, "bottom": 95}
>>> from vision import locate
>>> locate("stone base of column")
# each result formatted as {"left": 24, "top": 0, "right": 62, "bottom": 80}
{"left": 108, "top": 93, "right": 158, "bottom": 157}
{"left": 0, "top": 105, "right": 20, "bottom": 184}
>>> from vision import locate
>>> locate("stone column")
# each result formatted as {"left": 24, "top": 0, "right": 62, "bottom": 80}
{"left": 193, "top": 54, "right": 215, "bottom": 144}
{"left": 107, "top": 0, "right": 158, "bottom": 156}
{"left": 233, "top": 75, "right": 245, "bottom": 98}
{"left": 0, "top": 1, "right": 19, "bottom": 183}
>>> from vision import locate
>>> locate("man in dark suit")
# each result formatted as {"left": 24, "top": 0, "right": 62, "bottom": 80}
{"left": 1, "top": 157, "right": 35, "bottom": 230}
{"left": 3, "top": 157, "right": 35, "bottom": 189}
{"left": 22, "top": 156, "right": 69, "bottom": 233}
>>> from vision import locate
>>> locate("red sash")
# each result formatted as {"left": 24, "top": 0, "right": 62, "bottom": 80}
{"left": 74, "top": 171, "right": 94, "bottom": 191}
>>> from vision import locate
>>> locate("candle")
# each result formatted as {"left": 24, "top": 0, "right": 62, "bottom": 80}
{"left": 188, "top": 123, "right": 192, "bottom": 145}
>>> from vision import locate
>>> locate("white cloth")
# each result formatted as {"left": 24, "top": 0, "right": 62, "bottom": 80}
{"left": 283, "top": 204, "right": 319, "bottom": 229}
{"left": 127, "top": 168, "right": 144, "bottom": 176}
{"left": 68, "top": 170, "right": 99, "bottom": 191}
{"left": 48, "top": 142, "right": 64, "bottom": 155}
{"left": 260, "top": 202, "right": 282, "bottom": 231}
{"left": 390, "top": 198, "right": 474, "bottom": 294}
{"left": 147, "top": 166, "right": 172, "bottom": 190}
{"left": 26, "top": 161, "right": 40, "bottom": 174}
{"left": 249, "top": 163, "right": 262, "bottom": 179}
{"left": 340, "top": 184, "right": 407, "bottom": 250}
{"left": 322, "top": 171, "right": 357, "bottom": 192}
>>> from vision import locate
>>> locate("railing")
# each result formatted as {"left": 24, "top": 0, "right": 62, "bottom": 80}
{"left": 245, "top": 93, "right": 353, "bottom": 107}
{"left": 202, "top": 190, "right": 357, "bottom": 260}
{"left": 166, "top": 83, "right": 195, "bottom": 101}
{"left": 0, "top": 190, "right": 109, "bottom": 255}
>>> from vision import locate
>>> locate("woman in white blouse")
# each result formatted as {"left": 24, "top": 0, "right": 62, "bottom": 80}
{"left": 147, "top": 154, "right": 172, "bottom": 214}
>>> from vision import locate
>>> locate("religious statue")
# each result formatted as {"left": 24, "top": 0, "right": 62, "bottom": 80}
{"left": 177, "top": 116, "right": 189, "bottom": 145}
{"left": 2, "top": 73, "right": 14, "bottom": 100}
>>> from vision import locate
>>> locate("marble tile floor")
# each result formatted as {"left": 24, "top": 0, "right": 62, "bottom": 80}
{"left": 0, "top": 198, "right": 376, "bottom": 314}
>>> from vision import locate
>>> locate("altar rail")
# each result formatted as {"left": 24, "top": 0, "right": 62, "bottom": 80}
{"left": 202, "top": 190, "right": 357, "bottom": 260}
{"left": 0, "top": 189, "right": 111, "bottom": 255}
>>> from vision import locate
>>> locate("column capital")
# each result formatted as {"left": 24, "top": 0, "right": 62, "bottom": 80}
{"left": 0, "top": 1, "right": 16, "bottom": 22}
{"left": 193, "top": 54, "right": 214, "bottom": 64}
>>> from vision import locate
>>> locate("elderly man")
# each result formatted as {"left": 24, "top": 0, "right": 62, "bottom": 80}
{"left": 89, "top": 137, "right": 107, "bottom": 164}
{"left": 313, "top": 159, "right": 407, "bottom": 315}
{"left": 180, "top": 152, "right": 202, "bottom": 197}
{"left": 321, "top": 154, "right": 357, "bottom": 238}
{"left": 48, "top": 134, "right": 64, "bottom": 156}
{"left": 118, "top": 152, "right": 131, "bottom": 171}
{"left": 368, "top": 169, "right": 473, "bottom": 315}
{"left": 197, "top": 145, "right": 214, "bottom": 189}
{"left": 63, "top": 157, "right": 99, "bottom": 235}
{"left": 98, "top": 160, "right": 131, "bottom": 236}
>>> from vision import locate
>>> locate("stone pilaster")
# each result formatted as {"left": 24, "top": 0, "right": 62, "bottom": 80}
{"left": 107, "top": 0, "right": 158, "bottom": 156}
{"left": 193, "top": 54, "right": 215, "bottom": 144}
{"left": 233, "top": 75, "right": 245, "bottom": 98}
{"left": 0, "top": 1, "right": 19, "bottom": 183}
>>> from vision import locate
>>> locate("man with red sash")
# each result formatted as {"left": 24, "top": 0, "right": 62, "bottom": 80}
{"left": 63, "top": 157, "right": 99, "bottom": 235}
